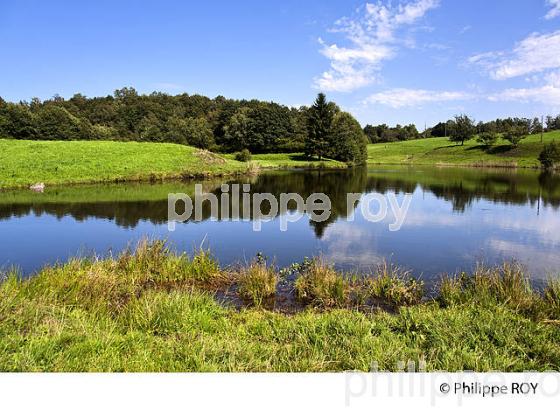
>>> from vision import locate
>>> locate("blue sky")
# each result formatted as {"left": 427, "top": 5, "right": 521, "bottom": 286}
{"left": 1, "top": 0, "right": 560, "bottom": 127}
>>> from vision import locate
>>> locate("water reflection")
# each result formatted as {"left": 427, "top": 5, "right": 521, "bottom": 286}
{"left": 1, "top": 166, "right": 559, "bottom": 278}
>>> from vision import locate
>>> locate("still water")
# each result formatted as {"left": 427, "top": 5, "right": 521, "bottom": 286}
{"left": 1, "top": 166, "right": 559, "bottom": 281}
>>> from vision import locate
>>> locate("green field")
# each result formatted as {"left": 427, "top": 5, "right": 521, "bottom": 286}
{"left": 1, "top": 241, "right": 559, "bottom": 372}
{"left": 2, "top": 132, "right": 555, "bottom": 190}
{"left": 0, "top": 139, "right": 344, "bottom": 190}
{"left": 367, "top": 131, "right": 560, "bottom": 167}
{"left": 242, "top": 152, "right": 344, "bottom": 169}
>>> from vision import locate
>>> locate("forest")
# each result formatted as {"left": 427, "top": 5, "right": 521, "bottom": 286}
{"left": 0, "top": 88, "right": 367, "bottom": 163}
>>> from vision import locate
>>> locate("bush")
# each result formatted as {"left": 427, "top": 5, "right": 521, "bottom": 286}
{"left": 502, "top": 125, "right": 527, "bottom": 148}
{"left": 234, "top": 149, "right": 252, "bottom": 162}
{"left": 538, "top": 141, "right": 560, "bottom": 169}
{"left": 476, "top": 132, "right": 498, "bottom": 148}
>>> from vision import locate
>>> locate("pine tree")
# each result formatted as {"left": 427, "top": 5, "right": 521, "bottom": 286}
{"left": 305, "top": 93, "right": 334, "bottom": 160}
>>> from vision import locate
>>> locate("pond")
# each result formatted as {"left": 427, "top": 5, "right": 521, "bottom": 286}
{"left": 1, "top": 166, "right": 560, "bottom": 283}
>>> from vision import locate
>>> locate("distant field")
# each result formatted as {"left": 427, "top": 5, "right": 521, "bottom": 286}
{"left": 0, "top": 139, "right": 343, "bottom": 189}
{"left": 367, "top": 131, "right": 560, "bottom": 167}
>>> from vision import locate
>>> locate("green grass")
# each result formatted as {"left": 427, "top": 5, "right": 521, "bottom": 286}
{"left": 0, "top": 180, "right": 223, "bottom": 205}
{"left": 1, "top": 241, "right": 559, "bottom": 372}
{"left": 228, "top": 152, "right": 346, "bottom": 169}
{"left": 237, "top": 260, "right": 278, "bottom": 306}
{"left": 0, "top": 139, "right": 344, "bottom": 190}
{"left": 367, "top": 131, "right": 560, "bottom": 167}
{"left": 294, "top": 258, "right": 348, "bottom": 308}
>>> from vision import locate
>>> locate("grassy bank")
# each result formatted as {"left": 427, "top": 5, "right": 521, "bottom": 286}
{"left": 0, "top": 139, "right": 345, "bottom": 190}
{"left": 1, "top": 241, "right": 559, "bottom": 371}
{"left": 228, "top": 152, "right": 345, "bottom": 169}
{"left": 367, "top": 131, "right": 560, "bottom": 168}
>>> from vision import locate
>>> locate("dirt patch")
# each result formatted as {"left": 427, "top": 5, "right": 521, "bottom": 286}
{"left": 194, "top": 149, "right": 227, "bottom": 165}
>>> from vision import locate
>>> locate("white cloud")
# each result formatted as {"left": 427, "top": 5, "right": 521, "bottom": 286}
{"left": 467, "top": 51, "right": 503, "bottom": 65}
{"left": 545, "top": 69, "right": 560, "bottom": 86}
{"left": 488, "top": 85, "right": 560, "bottom": 107}
{"left": 364, "top": 88, "right": 472, "bottom": 108}
{"left": 486, "top": 68, "right": 560, "bottom": 107}
{"left": 314, "top": 0, "right": 440, "bottom": 92}
{"left": 467, "top": 27, "right": 560, "bottom": 109}
{"left": 469, "top": 31, "right": 560, "bottom": 80}
{"left": 545, "top": 0, "right": 560, "bottom": 19}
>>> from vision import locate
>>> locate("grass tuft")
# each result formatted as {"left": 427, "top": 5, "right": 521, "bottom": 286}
{"left": 189, "top": 249, "right": 222, "bottom": 283}
{"left": 294, "top": 258, "right": 348, "bottom": 307}
{"left": 437, "top": 262, "right": 544, "bottom": 319}
{"left": 542, "top": 278, "right": 560, "bottom": 320}
{"left": 237, "top": 260, "right": 277, "bottom": 306}
{"left": 365, "top": 262, "right": 424, "bottom": 306}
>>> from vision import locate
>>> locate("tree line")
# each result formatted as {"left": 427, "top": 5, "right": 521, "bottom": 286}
{"left": 0, "top": 89, "right": 367, "bottom": 164}
{"left": 364, "top": 114, "right": 560, "bottom": 144}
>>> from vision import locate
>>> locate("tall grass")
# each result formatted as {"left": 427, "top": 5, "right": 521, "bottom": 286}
{"left": 294, "top": 258, "right": 348, "bottom": 307}
{"left": 542, "top": 278, "right": 560, "bottom": 320}
{"left": 436, "top": 262, "right": 560, "bottom": 321}
{"left": 438, "top": 263, "right": 531, "bottom": 307}
{"left": 294, "top": 258, "right": 424, "bottom": 308}
{"left": 365, "top": 262, "right": 424, "bottom": 306}
{"left": 237, "top": 259, "right": 277, "bottom": 306}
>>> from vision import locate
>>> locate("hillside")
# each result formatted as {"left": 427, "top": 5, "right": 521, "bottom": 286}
{"left": 367, "top": 131, "right": 560, "bottom": 168}
{"left": 0, "top": 139, "right": 344, "bottom": 189}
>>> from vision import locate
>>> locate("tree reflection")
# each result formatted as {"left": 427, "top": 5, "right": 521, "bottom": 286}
{"left": 1, "top": 167, "right": 559, "bottom": 237}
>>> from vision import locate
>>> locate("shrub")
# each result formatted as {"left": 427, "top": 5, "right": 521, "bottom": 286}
{"left": 538, "top": 141, "right": 560, "bottom": 169}
{"left": 237, "top": 260, "right": 277, "bottom": 306}
{"left": 476, "top": 132, "right": 498, "bottom": 148}
{"left": 234, "top": 149, "right": 252, "bottom": 162}
{"left": 502, "top": 125, "right": 527, "bottom": 148}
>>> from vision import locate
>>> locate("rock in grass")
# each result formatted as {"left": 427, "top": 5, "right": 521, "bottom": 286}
{"left": 29, "top": 182, "right": 45, "bottom": 192}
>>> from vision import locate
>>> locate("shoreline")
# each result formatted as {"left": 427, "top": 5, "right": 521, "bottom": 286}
{"left": 0, "top": 162, "right": 348, "bottom": 191}
{"left": 1, "top": 241, "right": 559, "bottom": 371}
{"left": 367, "top": 160, "right": 539, "bottom": 169}
{"left": 0, "top": 138, "right": 347, "bottom": 191}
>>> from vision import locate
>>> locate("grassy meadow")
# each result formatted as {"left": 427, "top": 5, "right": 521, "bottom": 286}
{"left": 1, "top": 241, "right": 559, "bottom": 372}
{"left": 0, "top": 139, "right": 345, "bottom": 190}
{"left": 1, "top": 131, "right": 557, "bottom": 190}
{"left": 367, "top": 131, "right": 560, "bottom": 167}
